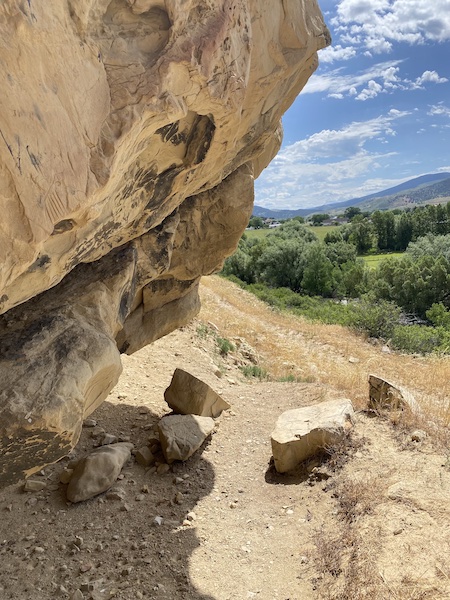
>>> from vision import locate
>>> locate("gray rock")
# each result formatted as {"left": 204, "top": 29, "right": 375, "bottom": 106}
{"left": 59, "top": 468, "right": 74, "bottom": 484}
{"left": 158, "top": 415, "right": 215, "bottom": 463}
{"left": 23, "top": 479, "right": 47, "bottom": 492}
{"left": 100, "top": 433, "right": 118, "bottom": 446}
{"left": 271, "top": 399, "right": 354, "bottom": 473}
{"left": 67, "top": 443, "right": 133, "bottom": 503}
{"left": 135, "top": 446, "right": 155, "bottom": 467}
{"left": 164, "top": 368, "right": 230, "bottom": 417}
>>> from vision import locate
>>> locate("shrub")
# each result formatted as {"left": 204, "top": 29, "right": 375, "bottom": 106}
{"left": 350, "top": 298, "right": 401, "bottom": 339}
{"left": 391, "top": 325, "right": 446, "bottom": 354}
{"left": 216, "top": 336, "right": 235, "bottom": 356}
{"left": 240, "top": 365, "right": 268, "bottom": 379}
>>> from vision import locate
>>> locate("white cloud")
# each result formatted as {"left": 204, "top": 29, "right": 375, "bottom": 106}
{"left": 304, "top": 60, "right": 405, "bottom": 96}
{"left": 333, "top": 0, "right": 450, "bottom": 52}
{"left": 255, "top": 111, "right": 411, "bottom": 208}
{"left": 428, "top": 103, "right": 450, "bottom": 117}
{"left": 305, "top": 60, "right": 447, "bottom": 100}
{"left": 415, "top": 70, "right": 448, "bottom": 86}
{"left": 319, "top": 44, "right": 357, "bottom": 64}
{"left": 356, "top": 79, "right": 384, "bottom": 101}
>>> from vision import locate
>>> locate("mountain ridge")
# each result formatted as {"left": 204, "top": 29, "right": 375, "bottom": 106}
{"left": 254, "top": 172, "right": 450, "bottom": 219}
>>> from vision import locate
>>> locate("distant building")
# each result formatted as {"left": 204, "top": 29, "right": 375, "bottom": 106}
{"left": 321, "top": 217, "right": 349, "bottom": 226}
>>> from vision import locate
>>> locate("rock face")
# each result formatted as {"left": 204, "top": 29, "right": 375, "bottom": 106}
{"left": 0, "top": 1, "right": 329, "bottom": 484}
{"left": 271, "top": 399, "right": 354, "bottom": 473}
{"left": 164, "top": 368, "right": 231, "bottom": 417}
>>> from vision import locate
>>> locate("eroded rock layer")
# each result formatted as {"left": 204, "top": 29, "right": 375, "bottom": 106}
{"left": 0, "top": 0, "right": 329, "bottom": 483}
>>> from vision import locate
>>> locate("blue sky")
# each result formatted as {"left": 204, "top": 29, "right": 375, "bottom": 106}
{"left": 255, "top": 0, "right": 450, "bottom": 210}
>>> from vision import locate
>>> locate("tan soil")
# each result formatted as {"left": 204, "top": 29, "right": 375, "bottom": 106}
{"left": 0, "top": 276, "right": 449, "bottom": 600}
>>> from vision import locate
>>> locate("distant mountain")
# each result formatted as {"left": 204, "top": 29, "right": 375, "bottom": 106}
{"left": 253, "top": 172, "right": 450, "bottom": 219}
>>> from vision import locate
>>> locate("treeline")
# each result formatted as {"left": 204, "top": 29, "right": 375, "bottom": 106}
{"left": 222, "top": 217, "right": 450, "bottom": 353}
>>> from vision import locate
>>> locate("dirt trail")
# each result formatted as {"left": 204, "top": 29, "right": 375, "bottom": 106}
{"left": 0, "top": 276, "right": 449, "bottom": 600}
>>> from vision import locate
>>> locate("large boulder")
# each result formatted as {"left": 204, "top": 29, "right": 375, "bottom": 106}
{"left": 0, "top": 1, "right": 330, "bottom": 484}
{"left": 271, "top": 399, "right": 354, "bottom": 473}
{"left": 164, "top": 368, "right": 230, "bottom": 417}
{"left": 158, "top": 415, "right": 215, "bottom": 463}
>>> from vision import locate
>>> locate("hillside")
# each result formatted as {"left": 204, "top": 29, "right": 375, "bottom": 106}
{"left": 0, "top": 275, "right": 448, "bottom": 600}
{"left": 254, "top": 172, "right": 450, "bottom": 218}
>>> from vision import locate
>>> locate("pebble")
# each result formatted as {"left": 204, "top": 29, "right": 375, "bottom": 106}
{"left": 157, "top": 464, "right": 170, "bottom": 475}
{"left": 83, "top": 418, "right": 97, "bottom": 428}
{"left": 106, "top": 487, "right": 126, "bottom": 501}
{"left": 71, "top": 591, "right": 84, "bottom": 600}
{"left": 186, "top": 511, "right": 197, "bottom": 521}
{"left": 34, "top": 546, "right": 45, "bottom": 554}
{"left": 135, "top": 494, "right": 145, "bottom": 502}
{"left": 101, "top": 433, "right": 118, "bottom": 445}
{"left": 24, "top": 479, "right": 47, "bottom": 492}
{"left": 153, "top": 516, "right": 164, "bottom": 526}
{"left": 60, "top": 468, "right": 74, "bottom": 484}
{"left": 411, "top": 430, "right": 427, "bottom": 442}
{"left": 393, "top": 528, "right": 404, "bottom": 535}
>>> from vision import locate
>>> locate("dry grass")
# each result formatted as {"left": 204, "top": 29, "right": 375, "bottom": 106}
{"left": 199, "top": 276, "right": 450, "bottom": 442}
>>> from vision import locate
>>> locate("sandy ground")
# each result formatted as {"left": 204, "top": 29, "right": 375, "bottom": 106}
{"left": 0, "top": 277, "right": 449, "bottom": 600}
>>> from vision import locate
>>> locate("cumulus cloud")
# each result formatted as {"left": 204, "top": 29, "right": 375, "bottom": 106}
{"left": 319, "top": 44, "right": 357, "bottom": 64}
{"left": 415, "top": 70, "right": 448, "bottom": 86}
{"left": 332, "top": 0, "right": 450, "bottom": 52}
{"left": 304, "top": 60, "right": 405, "bottom": 96}
{"left": 305, "top": 61, "right": 447, "bottom": 100}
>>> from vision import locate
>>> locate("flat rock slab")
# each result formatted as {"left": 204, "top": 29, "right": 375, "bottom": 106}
{"left": 164, "top": 368, "right": 230, "bottom": 417}
{"left": 66, "top": 442, "right": 133, "bottom": 503}
{"left": 368, "top": 374, "right": 419, "bottom": 413}
{"left": 158, "top": 415, "right": 215, "bottom": 464}
{"left": 271, "top": 399, "right": 354, "bottom": 473}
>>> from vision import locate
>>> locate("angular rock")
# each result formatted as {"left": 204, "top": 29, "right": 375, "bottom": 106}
{"left": 271, "top": 399, "right": 355, "bottom": 473}
{"left": 0, "top": 1, "right": 330, "bottom": 486}
{"left": 368, "top": 375, "right": 420, "bottom": 414}
{"left": 23, "top": 479, "right": 47, "bottom": 493}
{"left": 158, "top": 415, "right": 215, "bottom": 463}
{"left": 164, "top": 368, "right": 230, "bottom": 417}
{"left": 135, "top": 446, "right": 155, "bottom": 467}
{"left": 66, "top": 443, "right": 133, "bottom": 503}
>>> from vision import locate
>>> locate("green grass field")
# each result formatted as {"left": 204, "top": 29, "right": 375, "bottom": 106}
{"left": 244, "top": 225, "right": 342, "bottom": 241}
{"left": 362, "top": 252, "right": 403, "bottom": 268}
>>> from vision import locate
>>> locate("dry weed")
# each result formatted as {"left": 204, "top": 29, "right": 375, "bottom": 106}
{"left": 199, "top": 276, "right": 450, "bottom": 447}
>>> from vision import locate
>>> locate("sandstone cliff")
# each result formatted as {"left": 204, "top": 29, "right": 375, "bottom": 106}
{"left": 0, "top": 0, "right": 329, "bottom": 484}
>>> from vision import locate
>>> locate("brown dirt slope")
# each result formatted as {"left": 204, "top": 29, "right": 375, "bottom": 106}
{"left": 0, "top": 275, "right": 449, "bottom": 600}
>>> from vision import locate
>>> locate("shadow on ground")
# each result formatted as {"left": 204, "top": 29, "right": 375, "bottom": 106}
{"left": 0, "top": 401, "right": 217, "bottom": 600}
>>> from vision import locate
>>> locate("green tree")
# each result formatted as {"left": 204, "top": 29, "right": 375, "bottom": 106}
{"left": 344, "top": 206, "right": 362, "bottom": 221}
{"left": 310, "top": 213, "right": 330, "bottom": 225}
{"left": 301, "top": 243, "right": 334, "bottom": 296}
{"left": 349, "top": 219, "right": 373, "bottom": 254}
{"left": 248, "top": 216, "right": 264, "bottom": 229}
